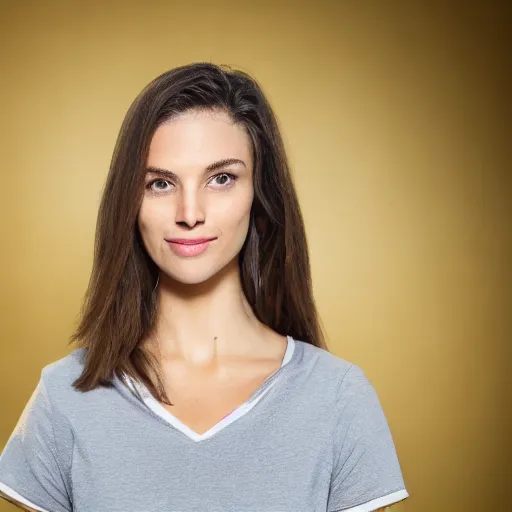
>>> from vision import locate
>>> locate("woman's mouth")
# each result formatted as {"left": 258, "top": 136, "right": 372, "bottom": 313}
{"left": 165, "top": 237, "right": 217, "bottom": 257}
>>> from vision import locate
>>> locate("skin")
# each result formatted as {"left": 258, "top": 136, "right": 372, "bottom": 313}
{"left": 137, "top": 108, "right": 287, "bottom": 378}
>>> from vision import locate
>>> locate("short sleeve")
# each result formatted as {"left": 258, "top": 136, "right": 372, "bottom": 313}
{"left": 0, "top": 369, "right": 73, "bottom": 512}
{"left": 327, "top": 364, "right": 409, "bottom": 512}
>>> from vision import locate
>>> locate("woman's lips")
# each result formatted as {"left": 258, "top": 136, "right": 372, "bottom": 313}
{"left": 166, "top": 238, "right": 216, "bottom": 257}
{"left": 166, "top": 238, "right": 215, "bottom": 244}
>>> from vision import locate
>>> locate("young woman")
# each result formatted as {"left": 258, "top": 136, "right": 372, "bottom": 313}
{"left": 0, "top": 62, "right": 409, "bottom": 512}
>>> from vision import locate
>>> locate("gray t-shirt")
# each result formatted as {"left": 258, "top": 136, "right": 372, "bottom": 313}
{"left": 0, "top": 335, "right": 409, "bottom": 512}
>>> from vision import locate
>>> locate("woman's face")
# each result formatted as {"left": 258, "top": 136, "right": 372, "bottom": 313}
{"left": 137, "top": 108, "right": 254, "bottom": 285}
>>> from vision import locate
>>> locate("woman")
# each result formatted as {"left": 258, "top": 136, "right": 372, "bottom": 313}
{"left": 0, "top": 62, "right": 409, "bottom": 512}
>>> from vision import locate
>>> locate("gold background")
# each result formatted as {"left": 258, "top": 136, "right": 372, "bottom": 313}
{"left": 0, "top": 1, "right": 509, "bottom": 511}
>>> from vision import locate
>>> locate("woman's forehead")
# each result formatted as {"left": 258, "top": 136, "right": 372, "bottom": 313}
{"left": 148, "top": 113, "right": 253, "bottom": 169}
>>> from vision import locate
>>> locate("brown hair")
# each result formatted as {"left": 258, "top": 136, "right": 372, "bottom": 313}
{"left": 68, "top": 62, "right": 329, "bottom": 405}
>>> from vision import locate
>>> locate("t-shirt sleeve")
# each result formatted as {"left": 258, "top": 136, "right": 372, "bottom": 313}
{"left": 327, "top": 364, "right": 409, "bottom": 512}
{"left": 0, "top": 368, "right": 73, "bottom": 512}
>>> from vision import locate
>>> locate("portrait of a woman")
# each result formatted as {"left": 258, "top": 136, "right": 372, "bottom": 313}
{"left": 0, "top": 62, "right": 409, "bottom": 512}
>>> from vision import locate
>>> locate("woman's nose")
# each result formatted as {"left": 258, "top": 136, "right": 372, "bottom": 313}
{"left": 174, "top": 188, "right": 206, "bottom": 228}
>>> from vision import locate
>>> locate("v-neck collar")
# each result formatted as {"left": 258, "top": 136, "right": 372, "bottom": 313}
{"left": 119, "top": 335, "right": 296, "bottom": 442}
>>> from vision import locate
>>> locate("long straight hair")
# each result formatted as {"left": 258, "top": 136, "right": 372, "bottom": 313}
{"left": 68, "top": 62, "right": 329, "bottom": 405}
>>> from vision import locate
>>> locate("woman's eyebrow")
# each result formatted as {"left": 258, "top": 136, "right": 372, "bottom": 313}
{"left": 146, "top": 158, "right": 246, "bottom": 178}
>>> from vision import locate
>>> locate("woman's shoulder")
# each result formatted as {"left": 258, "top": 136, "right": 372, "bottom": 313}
{"left": 38, "top": 348, "right": 91, "bottom": 409}
{"left": 296, "top": 338, "right": 359, "bottom": 376}
{"left": 41, "top": 347, "right": 86, "bottom": 383}
{"left": 293, "top": 338, "right": 368, "bottom": 396}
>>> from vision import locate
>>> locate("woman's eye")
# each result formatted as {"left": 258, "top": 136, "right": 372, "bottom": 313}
{"left": 146, "top": 179, "right": 171, "bottom": 193}
{"left": 209, "top": 173, "right": 237, "bottom": 187}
